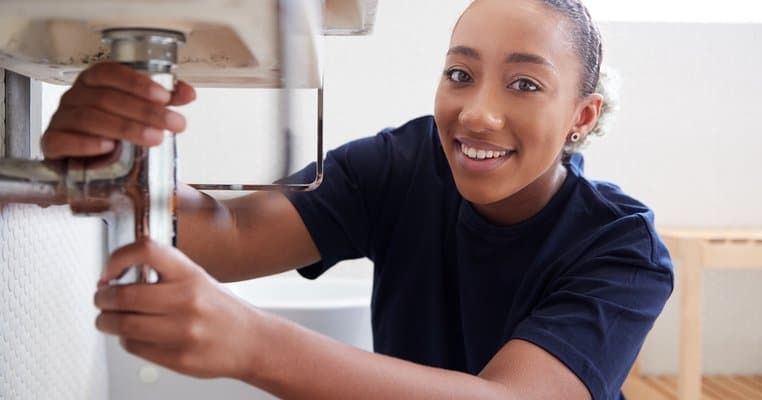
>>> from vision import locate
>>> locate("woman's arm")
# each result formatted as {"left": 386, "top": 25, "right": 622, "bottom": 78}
{"left": 94, "top": 240, "right": 591, "bottom": 400}
{"left": 176, "top": 184, "right": 320, "bottom": 282}
{"left": 245, "top": 312, "right": 591, "bottom": 400}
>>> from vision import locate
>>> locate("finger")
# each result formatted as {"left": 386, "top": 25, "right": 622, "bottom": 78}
{"left": 169, "top": 80, "right": 196, "bottom": 106}
{"left": 48, "top": 106, "right": 165, "bottom": 147}
{"left": 78, "top": 62, "right": 172, "bottom": 104}
{"left": 60, "top": 86, "right": 187, "bottom": 133}
{"left": 101, "top": 239, "right": 205, "bottom": 284}
{"left": 94, "top": 282, "right": 190, "bottom": 314}
{"left": 41, "top": 130, "right": 116, "bottom": 160}
{"left": 96, "top": 312, "right": 184, "bottom": 345}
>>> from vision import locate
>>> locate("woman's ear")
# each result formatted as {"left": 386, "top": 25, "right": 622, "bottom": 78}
{"left": 572, "top": 93, "right": 603, "bottom": 139}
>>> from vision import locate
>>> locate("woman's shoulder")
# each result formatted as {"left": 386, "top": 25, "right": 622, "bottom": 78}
{"left": 566, "top": 154, "right": 653, "bottom": 223}
{"left": 335, "top": 115, "right": 437, "bottom": 160}
{"left": 362, "top": 115, "right": 440, "bottom": 156}
{"left": 336, "top": 115, "right": 449, "bottom": 183}
{"left": 563, "top": 154, "right": 669, "bottom": 267}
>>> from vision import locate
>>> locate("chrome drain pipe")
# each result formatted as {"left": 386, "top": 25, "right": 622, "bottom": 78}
{"left": 0, "top": 28, "right": 184, "bottom": 284}
{"left": 95, "top": 28, "right": 184, "bottom": 283}
{"left": 0, "top": 1, "right": 325, "bottom": 286}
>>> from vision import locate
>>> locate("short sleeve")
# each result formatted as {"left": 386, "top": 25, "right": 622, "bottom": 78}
{"left": 511, "top": 215, "right": 674, "bottom": 400}
{"left": 283, "top": 130, "right": 397, "bottom": 279}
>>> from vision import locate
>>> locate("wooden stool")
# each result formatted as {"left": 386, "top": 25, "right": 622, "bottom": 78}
{"left": 659, "top": 228, "right": 762, "bottom": 399}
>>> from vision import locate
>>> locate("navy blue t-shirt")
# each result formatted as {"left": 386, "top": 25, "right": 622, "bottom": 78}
{"left": 284, "top": 116, "right": 673, "bottom": 400}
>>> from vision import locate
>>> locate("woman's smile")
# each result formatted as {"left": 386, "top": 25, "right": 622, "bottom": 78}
{"left": 454, "top": 138, "right": 516, "bottom": 174}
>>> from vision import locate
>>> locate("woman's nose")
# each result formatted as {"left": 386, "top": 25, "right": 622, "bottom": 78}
{"left": 458, "top": 90, "right": 506, "bottom": 133}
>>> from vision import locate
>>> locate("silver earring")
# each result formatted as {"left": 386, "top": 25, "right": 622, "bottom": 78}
{"left": 570, "top": 132, "right": 581, "bottom": 143}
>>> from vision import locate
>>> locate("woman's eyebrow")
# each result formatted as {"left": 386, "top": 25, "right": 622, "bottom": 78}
{"left": 446, "top": 46, "right": 555, "bottom": 70}
{"left": 506, "top": 52, "right": 555, "bottom": 69}
{"left": 447, "top": 45, "right": 480, "bottom": 59}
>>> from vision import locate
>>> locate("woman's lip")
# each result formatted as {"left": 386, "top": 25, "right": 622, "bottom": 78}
{"left": 455, "top": 138, "right": 514, "bottom": 152}
{"left": 453, "top": 145, "right": 515, "bottom": 173}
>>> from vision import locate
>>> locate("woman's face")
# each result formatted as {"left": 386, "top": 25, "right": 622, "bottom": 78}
{"left": 435, "top": 0, "right": 596, "bottom": 209}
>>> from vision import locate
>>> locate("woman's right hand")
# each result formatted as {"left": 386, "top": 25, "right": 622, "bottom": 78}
{"left": 41, "top": 62, "right": 196, "bottom": 160}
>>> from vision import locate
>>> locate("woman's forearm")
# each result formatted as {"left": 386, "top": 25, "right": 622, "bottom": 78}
{"left": 243, "top": 310, "right": 514, "bottom": 400}
{"left": 176, "top": 184, "right": 321, "bottom": 282}
{"left": 176, "top": 183, "right": 243, "bottom": 281}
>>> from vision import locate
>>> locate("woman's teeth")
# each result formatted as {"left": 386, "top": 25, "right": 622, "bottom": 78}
{"left": 460, "top": 143, "right": 509, "bottom": 160}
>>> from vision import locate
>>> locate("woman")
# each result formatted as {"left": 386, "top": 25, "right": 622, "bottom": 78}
{"left": 42, "top": 0, "right": 673, "bottom": 399}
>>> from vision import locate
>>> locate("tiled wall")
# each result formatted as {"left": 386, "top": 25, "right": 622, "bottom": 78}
{"left": 0, "top": 204, "right": 108, "bottom": 399}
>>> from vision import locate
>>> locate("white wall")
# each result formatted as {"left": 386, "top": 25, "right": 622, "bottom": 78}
{"left": 0, "top": 77, "right": 108, "bottom": 399}
{"left": 589, "top": 22, "right": 762, "bottom": 228}
{"left": 0, "top": 205, "right": 108, "bottom": 399}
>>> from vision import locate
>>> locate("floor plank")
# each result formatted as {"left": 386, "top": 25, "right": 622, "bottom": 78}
{"left": 716, "top": 376, "right": 761, "bottom": 399}
{"left": 622, "top": 375, "right": 673, "bottom": 400}
{"left": 738, "top": 376, "right": 762, "bottom": 394}
{"left": 703, "top": 376, "right": 743, "bottom": 400}
{"left": 623, "top": 375, "right": 762, "bottom": 400}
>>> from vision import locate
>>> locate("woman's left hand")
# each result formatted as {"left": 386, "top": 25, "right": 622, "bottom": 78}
{"left": 94, "top": 239, "right": 260, "bottom": 380}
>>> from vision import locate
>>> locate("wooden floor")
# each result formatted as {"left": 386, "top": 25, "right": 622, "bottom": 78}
{"left": 623, "top": 375, "right": 762, "bottom": 400}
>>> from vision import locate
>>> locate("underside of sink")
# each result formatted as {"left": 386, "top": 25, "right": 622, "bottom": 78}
{"left": 0, "top": 0, "right": 379, "bottom": 87}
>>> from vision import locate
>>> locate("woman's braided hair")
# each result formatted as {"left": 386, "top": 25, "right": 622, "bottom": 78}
{"left": 541, "top": 0, "right": 602, "bottom": 98}
{"left": 540, "top": 0, "right": 618, "bottom": 152}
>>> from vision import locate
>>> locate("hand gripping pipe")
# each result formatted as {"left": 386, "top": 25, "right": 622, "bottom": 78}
{"left": 0, "top": 28, "right": 183, "bottom": 284}
{"left": 0, "top": 3, "right": 325, "bottom": 284}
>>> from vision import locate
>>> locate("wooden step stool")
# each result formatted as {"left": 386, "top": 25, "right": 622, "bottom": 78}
{"left": 624, "top": 227, "right": 762, "bottom": 400}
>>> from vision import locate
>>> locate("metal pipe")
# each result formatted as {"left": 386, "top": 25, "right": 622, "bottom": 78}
{"left": 0, "top": 159, "right": 67, "bottom": 205}
{"left": 97, "top": 28, "right": 183, "bottom": 284}
{"left": 0, "top": 3, "right": 324, "bottom": 284}
{"left": 0, "top": 28, "right": 184, "bottom": 284}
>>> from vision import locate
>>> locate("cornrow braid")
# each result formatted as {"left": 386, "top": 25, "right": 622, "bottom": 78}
{"left": 540, "top": 0, "right": 603, "bottom": 98}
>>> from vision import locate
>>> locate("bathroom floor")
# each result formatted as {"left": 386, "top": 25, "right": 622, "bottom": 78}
{"left": 623, "top": 375, "right": 762, "bottom": 399}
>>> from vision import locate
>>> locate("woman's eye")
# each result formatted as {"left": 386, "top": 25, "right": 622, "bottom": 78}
{"left": 446, "top": 69, "right": 472, "bottom": 83}
{"left": 509, "top": 78, "right": 540, "bottom": 92}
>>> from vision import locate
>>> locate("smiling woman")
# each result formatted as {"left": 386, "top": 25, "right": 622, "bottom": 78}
{"left": 43, "top": 1, "right": 672, "bottom": 400}
{"left": 282, "top": 1, "right": 671, "bottom": 399}
{"left": 434, "top": 0, "right": 603, "bottom": 223}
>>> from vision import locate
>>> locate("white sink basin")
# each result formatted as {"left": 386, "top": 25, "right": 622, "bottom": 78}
{"left": 106, "top": 276, "right": 373, "bottom": 400}
{"left": 0, "top": 0, "right": 378, "bottom": 87}
{"left": 234, "top": 276, "right": 373, "bottom": 351}
{"left": 236, "top": 276, "right": 372, "bottom": 309}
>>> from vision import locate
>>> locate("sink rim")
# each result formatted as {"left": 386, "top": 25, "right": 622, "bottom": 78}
{"left": 233, "top": 277, "right": 372, "bottom": 310}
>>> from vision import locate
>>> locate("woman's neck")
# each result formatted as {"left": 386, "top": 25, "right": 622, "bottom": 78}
{"left": 472, "top": 160, "right": 568, "bottom": 226}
